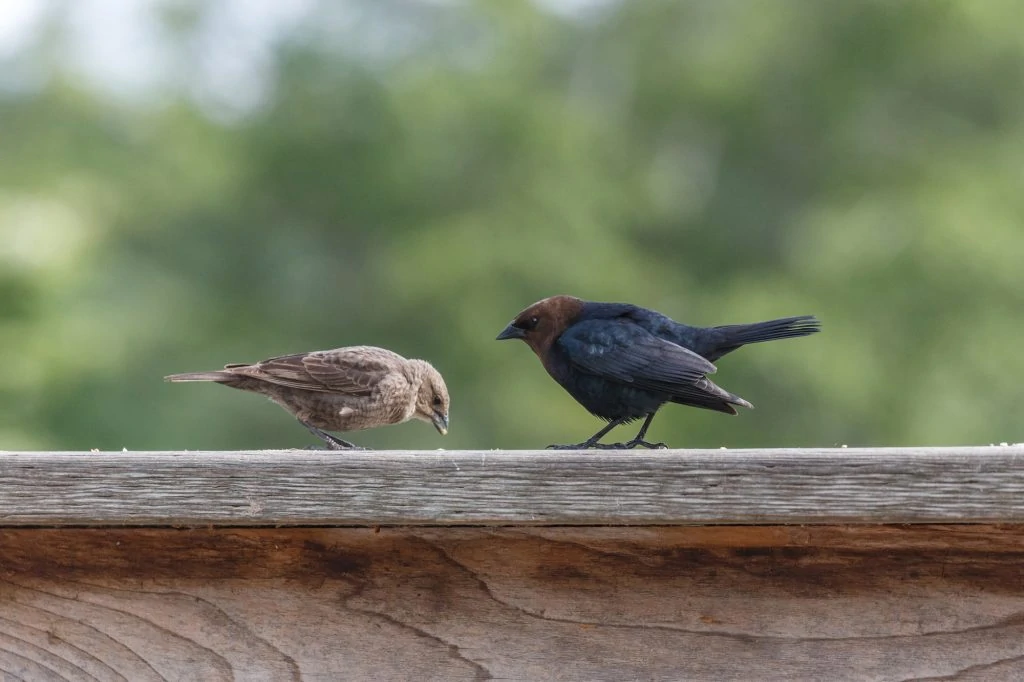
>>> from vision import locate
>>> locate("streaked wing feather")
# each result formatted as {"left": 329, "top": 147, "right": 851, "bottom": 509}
{"left": 301, "top": 348, "right": 399, "bottom": 396}
{"left": 231, "top": 346, "right": 402, "bottom": 395}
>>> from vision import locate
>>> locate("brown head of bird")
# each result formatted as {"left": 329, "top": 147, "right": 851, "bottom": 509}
{"left": 495, "top": 295, "right": 584, "bottom": 357}
{"left": 409, "top": 361, "right": 450, "bottom": 435}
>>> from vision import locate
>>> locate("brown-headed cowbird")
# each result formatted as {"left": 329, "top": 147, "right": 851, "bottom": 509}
{"left": 165, "top": 346, "right": 450, "bottom": 449}
{"left": 496, "top": 295, "right": 820, "bottom": 449}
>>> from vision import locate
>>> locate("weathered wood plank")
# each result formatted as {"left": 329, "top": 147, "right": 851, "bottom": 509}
{"left": 0, "top": 525, "right": 1022, "bottom": 681}
{"left": 0, "top": 446, "right": 1022, "bottom": 526}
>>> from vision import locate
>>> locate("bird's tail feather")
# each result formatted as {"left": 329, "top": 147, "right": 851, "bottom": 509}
{"left": 713, "top": 315, "right": 820, "bottom": 345}
{"left": 164, "top": 371, "right": 231, "bottom": 383}
{"left": 669, "top": 377, "right": 754, "bottom": 415}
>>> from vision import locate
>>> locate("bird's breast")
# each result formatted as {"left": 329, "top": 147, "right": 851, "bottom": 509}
{"left": 561, "top": 372, "right": 667, "bottom": 421}
{"left": 541, "top": 347, "right": 666, "bottom": 421}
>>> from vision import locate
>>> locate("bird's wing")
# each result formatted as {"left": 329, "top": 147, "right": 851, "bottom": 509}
{"left": 234, "top": 347, "right": 403, "bottom": 396}
{"left": 558, "top": 319, "right": 722, "bottom": 396}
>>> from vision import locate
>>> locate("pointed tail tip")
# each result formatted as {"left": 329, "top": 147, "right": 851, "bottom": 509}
{"left": 716, "top": 315, "right": 822, "bottom": 347}
{"left": 776, "top": 315, "right": 821, "bottom": 339}
{"left": 800, "top": 315, "right": 822, "bottom": 332}
{"left": 783, "top": 315, "right": 821, "bottom": 333}
{"left": 724, "top": 394, "right": 754, "bottom": 413}
{"left": 164, "top": 372, "right": 225, "bottom": 382}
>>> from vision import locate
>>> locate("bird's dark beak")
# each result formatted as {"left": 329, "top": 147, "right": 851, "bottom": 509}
{"left": 432, "top": 411, "right": 449, "bottom": 436}
{"left": 496, "top": 323, "right": 525, "bottom": 341}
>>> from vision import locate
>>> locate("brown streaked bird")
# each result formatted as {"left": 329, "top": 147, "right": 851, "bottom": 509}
{"left": 497, "top": 295, "right": 820, "bottom": 449}
{"left": 165, "top": 346, "right": 450, "bottom": 449}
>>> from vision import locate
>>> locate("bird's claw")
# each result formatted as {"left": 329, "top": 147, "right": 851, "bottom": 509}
{"left": 625, "top": 439, "right": 668, "bottom": 450}
{"left": 319, "top": 435, "right": 367, "bottom": 451}
{"left": 545, "top": 441, "right": 648, "bottom": 450}
{"left": 327, "top": 442, "right": 369, "bottom": 451}
{"left": 546, "top": 440, "right": 667, "bottom": 450}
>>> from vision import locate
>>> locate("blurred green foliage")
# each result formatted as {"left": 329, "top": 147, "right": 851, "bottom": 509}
{"left": 1, "top": 0, "right": 1022, "bottom": 451}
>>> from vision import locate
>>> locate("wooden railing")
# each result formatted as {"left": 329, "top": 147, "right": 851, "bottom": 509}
{"left": 1, "top": 446, "right": 1021, "bottom": 680}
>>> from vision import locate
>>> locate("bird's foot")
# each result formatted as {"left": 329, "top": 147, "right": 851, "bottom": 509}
{"left": 623, "top": 438, "right": 668, "bottom": 450}
{"left": 547, "top": 439, "right": 667, "bottom": 450}
{"left": 322, "top": 436, "right": 367, "bottom": 451}
{"left": 304, "top": 443, "right": 370, "bottom": 451}
{"left": 302, "top": 422, "right": 366, "bottom": 450}
{"left": 546, "top": 441, "right": 628, "bottom": 450}
{"left": 315, "top": 433, "right": 366, "bottom": 450}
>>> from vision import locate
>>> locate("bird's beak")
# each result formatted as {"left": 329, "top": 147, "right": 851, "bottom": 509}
{"left": 432, "top": 411, "right": 449, "bottom": 436}
{"left": 496, "top": 323, "right": 525, "bottom": 341}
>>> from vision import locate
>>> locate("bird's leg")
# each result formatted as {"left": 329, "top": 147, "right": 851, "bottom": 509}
{"left": 547, "top": 418, "right": 629, "bottom": 450}
{"left": 300, "top": 422, "right": 365, "bottom": 451}
{"left": 622, "top": 413, "right": 667, "bottom": 450}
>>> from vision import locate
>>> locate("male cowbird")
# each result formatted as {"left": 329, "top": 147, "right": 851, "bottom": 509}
{"left": 165, "top": 346, "right": 450, "bottom": 449}
{"left": 497, "top": 296, "right": 820, "bottom": 449}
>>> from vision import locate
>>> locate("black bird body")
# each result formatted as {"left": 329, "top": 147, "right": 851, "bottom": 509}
{"left": 550, "top": 305, "right": 725, "bottom": 420}
{"left": 497, "top": 296, "right": 820, "bottom": 449}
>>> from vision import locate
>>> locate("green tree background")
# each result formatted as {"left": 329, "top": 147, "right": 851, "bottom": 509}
{"left": 1, "top": 0, "right": 1021, "bottom": 451}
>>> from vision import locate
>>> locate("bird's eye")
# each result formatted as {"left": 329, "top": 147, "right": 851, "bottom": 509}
{"left": 432, "top": 396, "right": 442, "bottom": 407}
{"left": 520, "top": 316, "right": 540, "bottom": 331}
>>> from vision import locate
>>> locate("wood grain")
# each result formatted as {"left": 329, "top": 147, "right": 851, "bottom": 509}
{"left": 0, "top": 526, "right": 1023, "bottom": 680}
{"left": 0, "top": 446, "right": 1022, "bottom": 526}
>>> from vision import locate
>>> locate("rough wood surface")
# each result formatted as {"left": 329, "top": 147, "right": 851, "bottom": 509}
{"left": 0, "top": 447, "right": 1022, "bottom": 526}
{"left": 0, "top": 525, "right": 1022, "bottom": 680}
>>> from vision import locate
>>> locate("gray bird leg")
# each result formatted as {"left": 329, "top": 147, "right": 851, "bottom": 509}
{"left": 547, "top": 418, "right": 630, "bottom": 450}
{"left": 548, "top": 413, "right": 668, "bottom": 450}
{"left": 300, "top": 421, "right": 365, "bottom": 450}
{"left": 621, "top": 412, "right": 667, "bottom": 449}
